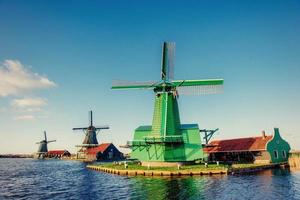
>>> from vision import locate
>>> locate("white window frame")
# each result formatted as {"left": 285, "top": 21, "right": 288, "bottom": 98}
{"left": 274, "top": 150, "right": 278, "bottom": 159}
{"left": 282, "top": 150, "right": 287, "bottom": 158}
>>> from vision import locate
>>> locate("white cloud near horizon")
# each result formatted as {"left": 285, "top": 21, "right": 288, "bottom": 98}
{"left": 26, "top": 107, "right": 43, "bottom": 112}
{"left": 0, "top": 60, "right": 57, "bottom": 97}
{"left": 13, "top": 115, "right": 36, "bottom": 121}
{"left": 11, "top": 98, "right": 48, "bottom": 108}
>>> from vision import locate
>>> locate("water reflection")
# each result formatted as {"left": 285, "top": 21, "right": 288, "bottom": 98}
{"left": 1, "top": 159, "right": 300, "bottom": 200}
{"left": 127, "top": 169, "right": 300, "bottom": 200}
{"left": 268, "top": 168, "right": 298, "bottom": 199}
{"left": 77, "top": 162, "right": 99, "bottom": 199}
{"left": 128, "top": 176, "right": 226, "bottom": 200}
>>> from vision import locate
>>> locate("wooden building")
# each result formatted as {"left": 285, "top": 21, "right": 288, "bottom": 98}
{"left": 47, "top": 150, "right": 71, "bottom": 158}
{"left": 204, "top": 128, "right": 291, "bottom": 164}
{"left": 84, "top": 143, "right": 123, "bottom": 161}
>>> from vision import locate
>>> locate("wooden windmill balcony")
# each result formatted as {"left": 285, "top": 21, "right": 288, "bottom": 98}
{"left": 126, "top": 135, "right": 184, "bottom": 147}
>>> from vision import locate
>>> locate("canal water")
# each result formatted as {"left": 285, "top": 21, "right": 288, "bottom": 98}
{"left": 0, "top": 159, "right": 299, "bottom": 200}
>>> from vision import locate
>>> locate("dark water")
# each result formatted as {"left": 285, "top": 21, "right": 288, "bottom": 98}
{"left": 0, "top": 159, "right": 300, "bottom": 200}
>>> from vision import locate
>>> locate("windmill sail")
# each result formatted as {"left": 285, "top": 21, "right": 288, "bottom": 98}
{"left": 94, "top": 126, "right": 109, "bottom": 129}
{"left": 112, "top": 80, "right": 158, "bottom": 90}
{"left": 161, "top": 42, "right": 175, "bottom": 81}
{"left": 90, "top": 111, "right": 93, "bottom": 126}
{"left": 44, "top": 131, "right": 47, "bottom": 142}
{"left": 73, "top": 127, "right": 88, "bottom": 130}
{"left": 173, "top": 79, "right": 224, "bottom": 95}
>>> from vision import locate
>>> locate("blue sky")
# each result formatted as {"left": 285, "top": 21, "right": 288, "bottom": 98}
{"left": 0, "top": 0, "right": 299, "bottom": 154}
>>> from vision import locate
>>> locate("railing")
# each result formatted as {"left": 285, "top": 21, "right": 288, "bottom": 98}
{"left": 126, "top": 135, "right": 184, "bottom": 147}
{"left": 144, "top": 135, "right": 183, "bottom": 143}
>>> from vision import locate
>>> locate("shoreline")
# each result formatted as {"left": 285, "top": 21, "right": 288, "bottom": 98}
{"left": 86, "top": 162, "right": 289, "bottom": 177}
{"left": 0, "top": 154, "right": 34, "bottom": 159}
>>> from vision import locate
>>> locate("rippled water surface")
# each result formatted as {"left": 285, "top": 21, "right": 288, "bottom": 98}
{"left": 0, "top": 159, "right": 300, "bottom": 200}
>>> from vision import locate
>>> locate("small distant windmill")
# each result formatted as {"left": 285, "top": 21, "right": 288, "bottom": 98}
{"left": 36, "top": 131, "right": 56, "bottom": 159}
{"left": 73, "top": 110, "right": 109, "bottom": 148}
{"left": 112, "top": 42, "right": 224, "bottom": 165}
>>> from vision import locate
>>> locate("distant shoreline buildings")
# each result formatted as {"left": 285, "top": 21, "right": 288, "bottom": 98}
{"left": 0, "top": 154, "right": 34, "bottom": 158}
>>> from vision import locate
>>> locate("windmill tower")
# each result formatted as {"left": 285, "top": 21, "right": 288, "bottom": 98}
{"left": 36, "top": 131, "right": 56, "bottom": 159}
{"left": 73, "top": 110, "right": 109, "bottom": 158}
{"left": 112, "top": 42, "right": 224, "bottom": 166}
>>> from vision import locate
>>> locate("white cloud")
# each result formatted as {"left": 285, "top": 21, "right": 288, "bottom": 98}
{"left": 11, "top": 98, "right": 47, "bottom": 108}
{"left": 26, "top": 107, "right": 42, "bottom": 112}
{"left": 14, "top": 115, "right": 36, "bottom": 121}
{"left": 0, "top": 60, "right": 57, "bottom": 97}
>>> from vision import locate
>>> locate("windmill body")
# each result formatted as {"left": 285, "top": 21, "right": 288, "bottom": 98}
{"left": 37, "top": 141, "right": 48, "bottom": 153}
{"left": 82, "top": 127, "right": 99, "bottom": 145}
{"left": 36, "top": 131, "right": 56, "bottom": 159}
{"left": 112, "top": 42, "right": 223, "bottom": 165}
{"left": 73, "top": 111, "right": 109, "bottom": 158}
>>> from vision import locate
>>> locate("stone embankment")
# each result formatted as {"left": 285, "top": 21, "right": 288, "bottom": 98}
{"left": 86, "top": 165, "right": 228, "bottom": 176}
{"left": 87, "top": 162, "right": 288, "bottom": 177}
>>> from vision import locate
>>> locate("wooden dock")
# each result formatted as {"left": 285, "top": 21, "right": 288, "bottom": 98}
{"left": 289, "top": 151, "right": 300, "bottom": 169}
{"left": 86, "top": 165, "right": 228, "bottom": 177}
{"left": 86, "top": 162, "right": 290, "bottom": 177}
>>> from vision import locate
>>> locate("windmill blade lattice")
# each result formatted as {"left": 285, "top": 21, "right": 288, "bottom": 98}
{"left": 73, "top": 127, "right": 88, "bottom": 131}
{"left": 89, "top": 110, "right": 93, "bottom": 126}
{"left": 44, "top": 131, "right": 47, "bottom": 142}
{"left": 112, "top": 80, "right": 158, "bottom": 90}
{"left": 161, "top": 42, "right": 175, "bottom": 81}
{"left": 176, "top": 84, "right": 223, "bottom": 95}
{"left": 173, "top": 79, "right": 223, "bottom": 95}
{"left": 94, "top": 126, "right": 110, "bottom": 130}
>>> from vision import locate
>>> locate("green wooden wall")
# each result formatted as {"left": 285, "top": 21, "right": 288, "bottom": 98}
{"left": 130, "top": 124, "right": 203, "bottom": 162}
{"left": 266, "top": 128, "right": 291, "bottom": 163}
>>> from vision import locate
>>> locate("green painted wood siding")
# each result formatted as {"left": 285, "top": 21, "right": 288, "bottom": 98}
{"left": 151, "top": 93, "right": 181, "bottom": 137}
{"left": 266, "top": 128, "right": 291, "bottom": 163}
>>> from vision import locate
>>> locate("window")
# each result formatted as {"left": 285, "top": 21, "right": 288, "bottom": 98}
{"left": 282, "top": 150, "right": 287, "bottom": 158}
{"left": 274, "top": 150, "right": 278, "bottom": 159}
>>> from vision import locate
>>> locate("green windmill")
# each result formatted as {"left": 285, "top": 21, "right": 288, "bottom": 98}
{"left": 112, "top": 42, "right": 223, "bottom": 166}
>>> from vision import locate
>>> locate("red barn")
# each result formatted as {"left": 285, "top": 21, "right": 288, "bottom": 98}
{"left": 204, "top": 131, "right": 273, "bottom": 164}
{"left": 47, "top": 150, "right": 71, "bottom": 158}
{"left": 85, "top": 143, "right": 123, "bottom": 161}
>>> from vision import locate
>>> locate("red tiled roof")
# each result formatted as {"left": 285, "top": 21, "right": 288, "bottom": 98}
{"left": 47, "top": 150, "right": 68, "bottom": 155}
{"left": 86, "top": 143, "right": 112, "bottom": 155}
{"left": 204, "top": 135, "right": 273, "bottom": 153}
